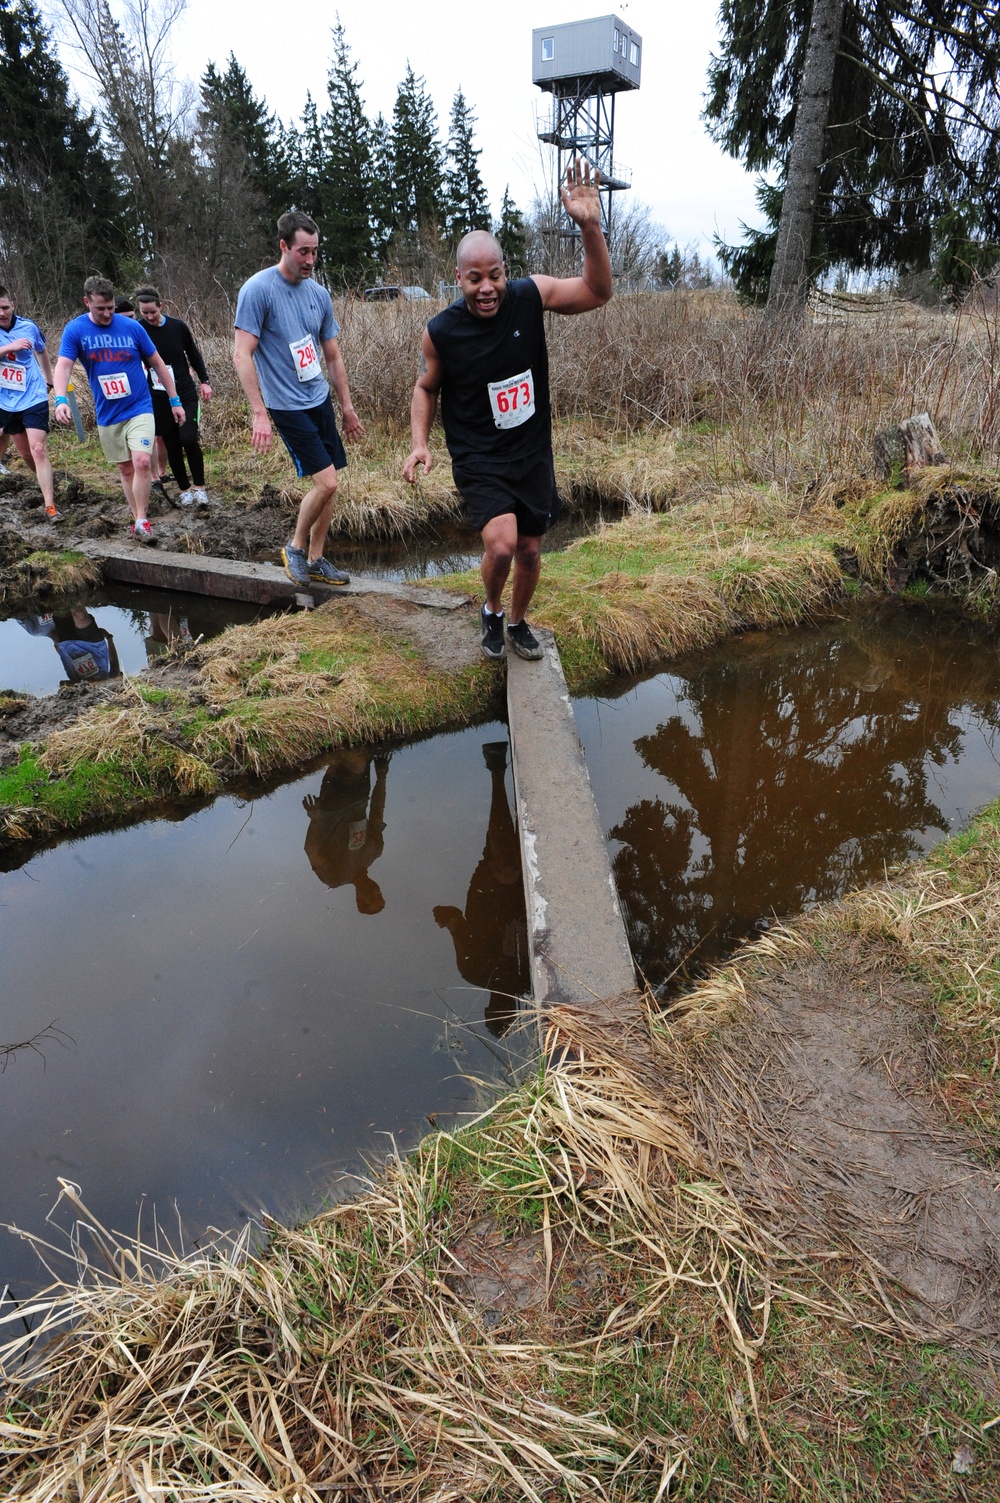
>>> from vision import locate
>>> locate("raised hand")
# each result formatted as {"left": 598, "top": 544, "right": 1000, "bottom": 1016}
{"left": 560, "top": 158, "right": 602, "bottom": 228}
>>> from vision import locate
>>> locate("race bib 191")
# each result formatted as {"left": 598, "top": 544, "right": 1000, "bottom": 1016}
{"left": 0, "top": 362, "right": 25, "bottom": 391}
{"left": 150, "top": 363, "right": 173, "bottom": 393}
{"left": 289, "top": 335, "right": 321, "bottom": 383}
{"left": 98, "top": 371, "right": 131, "bottom": 400}
{"left": 488, "top": 368, "right": 535, "bottom": 429}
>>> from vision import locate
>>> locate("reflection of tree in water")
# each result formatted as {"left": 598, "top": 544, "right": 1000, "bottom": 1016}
{"left": 610, "top": 610, "right": 1000, "bottom": 989}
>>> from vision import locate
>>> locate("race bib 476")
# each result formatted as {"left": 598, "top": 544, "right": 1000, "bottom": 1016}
{"left": 488, "top": 368, "right": 535, "bottom": 429}
{"left": 0, "top": 363, "right": 26, "bottom": 391}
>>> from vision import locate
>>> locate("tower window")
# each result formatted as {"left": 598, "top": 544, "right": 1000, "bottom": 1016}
{"left": 630, "top": 41, "right": 640, "bottom": 66}
{"left": 541, "top": 37, "right": 554, "bottom": 61}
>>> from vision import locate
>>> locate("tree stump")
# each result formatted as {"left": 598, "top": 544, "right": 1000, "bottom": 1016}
{"left": 873, "top": 412, "right": 947, "bottom": 480}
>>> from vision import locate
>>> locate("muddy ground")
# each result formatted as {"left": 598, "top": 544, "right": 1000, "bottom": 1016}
{"left": 0, "top": 463, "right": 307, "bottom": 587}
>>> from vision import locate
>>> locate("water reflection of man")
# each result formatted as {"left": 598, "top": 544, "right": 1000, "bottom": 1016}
{"left": 17, "top": 607, "right": 121, "bottom": 684}
{"left": 303, "top": 750, "right": 389, "bottom": 915}
{"left": 145, "top": 611, "right": 196, "bottom": 659}
{"left": 434, "top": 741, "right": 527, "bottom": 1036}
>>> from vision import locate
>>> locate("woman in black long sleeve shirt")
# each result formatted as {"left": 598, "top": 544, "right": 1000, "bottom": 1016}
{"left": 135, "top": 285, "right": 212, "bottom": 503}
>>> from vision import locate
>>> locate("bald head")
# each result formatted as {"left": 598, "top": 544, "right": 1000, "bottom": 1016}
{"left": 455, "top": 231, "right": 508, "bottom": 318}
{"left": 456, "top": 230, "right": 503, "bottom": 272}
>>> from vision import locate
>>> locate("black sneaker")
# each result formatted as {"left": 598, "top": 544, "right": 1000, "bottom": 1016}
{"left": 505, "top": 619, "right": 543, "bottom": 661}
{"left": 480, "top": 605, "right": 505, "bottom": 660}
{"left": 281, "top": 542, "right": 311, "bottom": 586}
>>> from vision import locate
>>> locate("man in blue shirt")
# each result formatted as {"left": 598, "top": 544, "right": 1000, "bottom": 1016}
{"left": 53, "top": 275, "right": 185, "bottom": 543}
{"left": 234, "top": 211, "right": 363, "bottom": 587}
{"left": 0, "top": 285, "right": 59, "bottom": 521}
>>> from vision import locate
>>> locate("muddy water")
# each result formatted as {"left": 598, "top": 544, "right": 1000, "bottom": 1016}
{"left": 1, "top": 587, "right": 282, "bottom": 697}
{"left": 0, "top": 725, "right": 527, "bottom": 1296}
{"left": 294, "top": 509, "right": 604, "bottom": 583}
{"left": 577, "top": 605, "right": 1000, "bottom": 993}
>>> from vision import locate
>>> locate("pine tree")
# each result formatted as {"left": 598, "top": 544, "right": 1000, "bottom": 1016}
{"left": 0, "top": 0, "right": 127, "bottom": 310}
{"left": 197, "top": 54, "right": 288, "bottom": 278}
{"left": 319, "top": 21, "right": 373, "bottom": 283}
{"left": 444, "top": 89, "right": 490, "bottom": 242}
{"left": 201, "top": 55, "right": 288, "bottom": 215}
{"left": 494, "top": 186, "right": 527, "bottom": 274}
{"left": 390, "top": 64, "right": 444, "bottom": 238}
{"left": 290, "top": 92, "right": 326, "bottom": 226}
{"left": 705, "top": 1, "right": 1000, "bottom": 312}
{"left": 368, "top": 112, "right": 396, "bottom": 260}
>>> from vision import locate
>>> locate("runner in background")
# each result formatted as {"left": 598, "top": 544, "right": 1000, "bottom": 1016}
{"left": 0, "top": 284, "right": 60, "bottom": 521}
{"left": 135, "top": 286, "right": 212, "bottom": 505}
{"left": 53, "top": 275, "right": 185, "bottom": 543}
{"left": 233, "top": 210, "right": 363, "bottom": 586}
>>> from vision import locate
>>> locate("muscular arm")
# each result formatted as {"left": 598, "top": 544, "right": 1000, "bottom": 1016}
{"left": 232, "top": 328, "right": 272, "bottom": 452}
{"left": 321, "top": 335, "right": 363, "bottom": 440}
{"left": 532, "top": 159, "right": 613, "bottom": 314}
{"left": 403, "top": 330, "right": 443, "bottom": 483}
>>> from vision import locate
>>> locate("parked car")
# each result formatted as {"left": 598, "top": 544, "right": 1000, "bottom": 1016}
{"left": 362, "top": 285, "right": 432, "bottom": 303}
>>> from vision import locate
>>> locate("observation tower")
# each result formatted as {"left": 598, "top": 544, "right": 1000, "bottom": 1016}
{"left": 532, "top": 14, "right": 642, "bottom": 242}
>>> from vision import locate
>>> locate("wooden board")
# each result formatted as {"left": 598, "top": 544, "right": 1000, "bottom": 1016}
{"left": 77, "top": 541, "right": 469, "bottom": 611}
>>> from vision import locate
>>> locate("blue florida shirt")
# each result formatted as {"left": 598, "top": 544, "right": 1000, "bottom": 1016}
{"left": 58, "top": 313, "right": 158, "bottom": 427}
{"left": 0, "top": 315, "right": 49, "bottom": 412}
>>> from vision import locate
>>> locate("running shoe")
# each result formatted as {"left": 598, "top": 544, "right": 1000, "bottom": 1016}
{"left": 151, "top": 479, "right": 169, "bottom": 500}
{"left": 480, "top": 604, "right": 506, "bottom": 660}
{"left": 307, "top": 555, "right": 350, "bottom": 585}
{"left": 505, "top": 619, "right": 544, "bottom": 661}
{"left": 0, "top": 462, "right": 8, "bottom": 475}
{"left": 44, "top": 504, "right": 64, "bottom": 522}
{"left": 192, "top": 488, "right": 209, "bottom": 505}
{"left": 178, "top": 489, "right": 194, "bottom": 506}
{"left": 132, "top": 518, "right": 154, "bottom": 544}
{"left": 281, "top": 542, "right": 311, "bottom": 586}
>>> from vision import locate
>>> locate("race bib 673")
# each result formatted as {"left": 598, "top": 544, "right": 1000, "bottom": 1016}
{"left": 488, "top": 369, "right": 535, "bottom": 429}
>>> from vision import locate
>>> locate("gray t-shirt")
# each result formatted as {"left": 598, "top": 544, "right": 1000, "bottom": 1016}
{"left": 234, "top": 266, "right": 340, "bottom": 410}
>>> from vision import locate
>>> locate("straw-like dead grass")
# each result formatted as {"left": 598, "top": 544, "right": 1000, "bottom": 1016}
{"left": 6, "top": 951, "right": 998, "bottom": 1500}
{"left": 0, "top": 548, "right": 101, "bottom": 607}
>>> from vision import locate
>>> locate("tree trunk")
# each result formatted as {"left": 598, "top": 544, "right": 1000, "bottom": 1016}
{"left": 765, "top": 0, "right": 847, "bottom": 325}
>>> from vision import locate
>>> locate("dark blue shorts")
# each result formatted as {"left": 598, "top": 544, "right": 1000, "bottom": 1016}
{"left": 269, "top": 398, "right": 347, "bottom": 479}
{"left": 0, "top": 400, "right": 49, "bottom": 434}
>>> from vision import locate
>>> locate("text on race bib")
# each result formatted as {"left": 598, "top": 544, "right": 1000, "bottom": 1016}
{"left": 289, "top": 335, "right": 321, "bottom": 383}
{"left": 69, "top": 651, "right": 100, "bottom": 679}
{"left": 0, "top": 363, "right": 26, "bottom": 391}
{"left": 488, "top": 368, "right": 535, "bottom": 430}
{"left": 150, "top": 363, "right": 174, "bottom": 393}
{"left": 98, "top": 371, "right": 131, "bottom": 400}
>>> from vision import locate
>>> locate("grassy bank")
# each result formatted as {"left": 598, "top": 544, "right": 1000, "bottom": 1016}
{"left": 5, "top": 801, "right": 1000, "bottom": 1499}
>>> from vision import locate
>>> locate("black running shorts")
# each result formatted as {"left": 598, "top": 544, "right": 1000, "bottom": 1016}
{"left": 452, "top": 455, "right": 559, "bottom": 537}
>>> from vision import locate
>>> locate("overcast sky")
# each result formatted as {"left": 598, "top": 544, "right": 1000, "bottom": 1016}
{"left": 49, "top": 0, "right": 765, "bottom": 260}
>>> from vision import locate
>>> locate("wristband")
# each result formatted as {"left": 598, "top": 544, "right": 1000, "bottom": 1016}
{"left": 54, "top": 395, "right": 69, "bottom": 406}
{"left": 169, "top": 395, "right": 182, "bottom": 407}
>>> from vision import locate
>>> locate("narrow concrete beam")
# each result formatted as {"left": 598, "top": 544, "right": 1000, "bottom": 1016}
{"left": 75, "top": 541, "right": 468, "bottom": 611}
{"left": 506, "top": 628, "right": 636, "bottom": 1006}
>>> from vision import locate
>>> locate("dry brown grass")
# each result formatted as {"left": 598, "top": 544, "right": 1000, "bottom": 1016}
{"left": 0, "top": 989, "right": 871, "bottom": 1503}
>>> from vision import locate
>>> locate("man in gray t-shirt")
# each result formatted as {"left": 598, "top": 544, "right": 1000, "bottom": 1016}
{"left": 234, "top": 210, "right": 364, "bottom": 587}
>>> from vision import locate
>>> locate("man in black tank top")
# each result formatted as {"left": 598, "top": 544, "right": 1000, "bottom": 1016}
{"left": 404, "top": 161, "right": 611, "bottom": 661}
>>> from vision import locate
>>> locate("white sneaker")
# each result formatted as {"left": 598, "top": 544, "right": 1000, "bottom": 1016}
{"left": 0, "top": 462, "right": 8, "bottom": 475}
{"left": 132, "top": 518, "right": 153, "bottom": 543}
{"left": 179, "top": 489, "right": 194, "bottom": 506}
{"left": 192, "top": 487, "right": 209, "bottom": 504}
